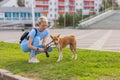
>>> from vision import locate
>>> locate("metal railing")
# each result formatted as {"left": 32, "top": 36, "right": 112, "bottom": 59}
{"left": 76, "top": 7, "right": 113, "bottom": 29}
{"left": 79, "top": 7, "right": 112, "bottom": 24}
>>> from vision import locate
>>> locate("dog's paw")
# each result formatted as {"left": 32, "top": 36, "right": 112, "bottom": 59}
{"left": 57, "top": 59, "right": 60, "bottom": 62}
{"left": 75, "top": 57, "right": 77, "bottom": 60}
{"left": 75, "top": 54, "right": 77, "bottom": 60}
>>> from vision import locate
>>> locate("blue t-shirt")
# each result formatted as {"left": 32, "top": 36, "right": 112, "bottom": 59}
{"left": 28, "top": 27, "right": 49, "bottom": 46}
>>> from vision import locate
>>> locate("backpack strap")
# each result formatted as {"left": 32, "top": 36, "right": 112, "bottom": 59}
{"left": 26, "top": 28, "right": 37, "bottom": 40}
{"left": 33, "top": 28, "right": 37, "bottom": 37}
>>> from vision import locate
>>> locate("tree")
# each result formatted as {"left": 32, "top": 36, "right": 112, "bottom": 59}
{"left": 17, "top": 0, "right": 25, "bottom": 7}
{"left": 58, "top": 15, "right": 64, "bottom": 27}
{"left": 74, "top": 9, "right": 82, "bottom": 26}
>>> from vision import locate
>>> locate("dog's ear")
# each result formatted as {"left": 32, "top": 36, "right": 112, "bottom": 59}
{"left": 50, "top": 35, "right": 53, "bottom": 39}
{"left": 57, "top": 34, "right": 60, "bottom": 38}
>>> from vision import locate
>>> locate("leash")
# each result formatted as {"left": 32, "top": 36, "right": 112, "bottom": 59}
{"left": 44, "top": 40, "right": 54, "bottom": 58}
{"left": 46, "top": 40, "right": 54, "bottom": 47}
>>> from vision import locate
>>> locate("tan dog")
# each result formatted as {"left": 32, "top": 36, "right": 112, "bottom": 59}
{"left": 50, "top": 34, "right": 77, "bottom": 62}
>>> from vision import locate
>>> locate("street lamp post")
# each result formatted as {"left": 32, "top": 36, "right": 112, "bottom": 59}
{"left": 112, "top": 0, "right": 114, "bottom": 10}
{"left": 32, "top": 0, "right": 35, "bottom": 27}
{"left": 73, "top": 12, "right": 75, "bottom": 28}
{"left": 64, "top": 0, "right": 69, "bottom": 28}
{"left": 104, "top": 0, "right": 106, "bottom": 11}
{"left": 64, "top": 9, "right": 66, "bottom": 28}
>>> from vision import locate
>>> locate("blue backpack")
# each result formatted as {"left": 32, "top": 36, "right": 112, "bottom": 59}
{"left": 19, "top": 28, "right": 37, "bottom": 44}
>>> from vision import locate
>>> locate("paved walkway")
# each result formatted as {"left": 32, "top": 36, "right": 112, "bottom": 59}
{"left": 0, "top": 29, "right": 120, "bottom": 52}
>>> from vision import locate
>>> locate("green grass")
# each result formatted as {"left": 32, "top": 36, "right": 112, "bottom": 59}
{"left": 0, "top": 42, "right": 120, "bottom": 80}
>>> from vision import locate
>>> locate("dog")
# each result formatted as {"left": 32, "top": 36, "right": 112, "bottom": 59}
{"left": 50, "top": 34, "right": 77, "bottom": 62}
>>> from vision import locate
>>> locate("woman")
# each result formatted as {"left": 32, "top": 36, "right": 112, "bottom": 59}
{"left": 20, "top": 16, "right": 52, "bottom": 63}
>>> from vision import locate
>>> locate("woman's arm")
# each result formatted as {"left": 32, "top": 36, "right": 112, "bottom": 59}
{"left": 28, "top": 37, "right": 44, "bottom": 52}
{"left": 42, "top": 37, "right": 48, "bottom": 47}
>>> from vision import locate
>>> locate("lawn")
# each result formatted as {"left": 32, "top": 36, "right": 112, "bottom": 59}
{"left": 0, "top": 42, "right": 120, "bottom": 80}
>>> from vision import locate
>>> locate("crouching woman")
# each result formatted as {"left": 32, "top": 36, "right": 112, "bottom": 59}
{"left": 20, "top": 16, "right": 52, "bottom": 63}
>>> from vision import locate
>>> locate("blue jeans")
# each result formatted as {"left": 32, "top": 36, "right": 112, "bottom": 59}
{"left": 20, "top": 39, "right": 52, "bottom": 57}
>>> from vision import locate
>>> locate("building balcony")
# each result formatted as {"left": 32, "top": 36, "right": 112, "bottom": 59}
{"left": 41, "top": 11, "right": 48, "bottom": 14}
{"left": 58, "top": 0, "right": 65, "bottom": 2}
{"left": 36, "top": 0, "right": 49, "bottom": 1}
{"left": 69, "top": 6, "right": 75, "bottom": 8}
{"left": 69, "top": 11, "right": 75, "bottom": 14}
{"left": 69, "top": 0, "right": 75, "bottom": 2}
{"left": 84, "top": 0, "right": 94, "bottom": 2}
{"left": 89, "top": 11, "right": 94, "bottom": 15}
{"left": 58, "top": 6, "right": 65, "bottom": 8}
{"left": 58, "top": 11, "right": 65, "bottom": 14}
{"left": 36, "top": 5, "right": 49, "bottom": 8}
{"left": 84, "top": 6, "right": 94, "bottom": 8}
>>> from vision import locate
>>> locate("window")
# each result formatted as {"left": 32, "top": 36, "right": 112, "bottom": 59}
{"left": 28, "top": 12, "right": 32, "bottom": 17}
{"left": 13, "top": 12, "right": 19, "bottom": 17}
{"left": 54, "top": 2, "right": 56, "bottom": 5}
{"left": 24, "top": 12, "right": 26, "bottom": 17}
{"left": 20, "top": 12, "right": 26, "bottom": 20}
{"left": 5, "top": 12, "right": 12, "bottom": 20}
{"left": 5, "top": 12, "right": 11, "bottom": 17}
{"left": 50, "top": 14, "right": 52, "bottom": 17}
{"left": 54, "top": 8, "right": 57, "bottom": 11}
{"left": 26, "top": 1, "right": 28, "bottom": 4}
{"left": 76, "top": 3, "right": 78, "bottom": 6}
{"left": 50, "top": 2, "right": 52, "bottom": 5}
{"left": 55, "top": 14, "right": 57, "bottom": 18}
{"left": 20, "top": 12, "right": 24, "bottom": 17}
{"left": 95, "top": 4, "right": 97, "bottom": 6}
{"left": 35, "top": 12, "right": 40, "bottom": 18}
{"left": 80, "top": 3, "right": 82, "bottom": 6}
{"left": 50, "top": 8, "right": 52, "bottom": 11}
{"left": 27, "top": 12, "right": 32, "bottom": 19}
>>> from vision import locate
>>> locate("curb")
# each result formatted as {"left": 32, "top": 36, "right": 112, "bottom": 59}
{"left": 0, "top": 69, "right": 32, "bottom": 80}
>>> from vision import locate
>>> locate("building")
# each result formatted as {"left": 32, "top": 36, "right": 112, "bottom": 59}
{"left": 0, "top": 0, "right": 103, "bottom": 22}
{"left": 24, "top": 0, "right": 103, "bottom": 20}
{"left": 0, "top": 7, "right": 41, "bottom": 27}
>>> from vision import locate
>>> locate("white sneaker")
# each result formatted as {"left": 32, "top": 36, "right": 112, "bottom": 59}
{"left": 28, "top": 58, "right": 40, "bottom": 63}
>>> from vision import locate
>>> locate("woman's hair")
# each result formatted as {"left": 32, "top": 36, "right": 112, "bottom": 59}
{"left": 37, "top": 16, "right": 48, "bottom": 24}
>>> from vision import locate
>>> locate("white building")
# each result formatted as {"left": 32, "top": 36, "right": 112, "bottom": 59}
{"left": 25, "top": 0, "right": 32, "bottom": 7}
{"left": 33, "top": 0, "right": 103, "bottom": 20}
{"left": 94, "top": 0, "right": 102, "bottom": 14}
{"left": 75, "top": 0, "right": 83, "bottom": 11}
{"left": 0, "top": 0, "right": 103, "bottom": 21}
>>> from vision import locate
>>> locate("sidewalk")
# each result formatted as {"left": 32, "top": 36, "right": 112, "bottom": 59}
{"left": 0, "top": 29, "right": 120, "bottom": 52}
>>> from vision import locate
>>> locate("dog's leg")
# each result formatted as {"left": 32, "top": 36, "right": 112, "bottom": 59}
{"left": 73, "top": 45, "right": 77, "bottom": 60}
{"left": 70, "top": 45, "right": 75, "bottom": 59}
{"left": 70, "top": 44, "right": 77, "bottom": 60}
{"left": 72, "top": 53, "right": 75, "bottom": 59}
{"left": 74, "top": 53, "right": 77, "bottom": 60}
{"left": 60, "top": 52, "right": 63, "bottom": 60}
{"left": 57, "top": 51, "right": 62, "bottom": 62}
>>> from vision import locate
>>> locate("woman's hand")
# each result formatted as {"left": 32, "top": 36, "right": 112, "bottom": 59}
{"left": 38, "top": 48, "right": 45, "bottom": 52}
